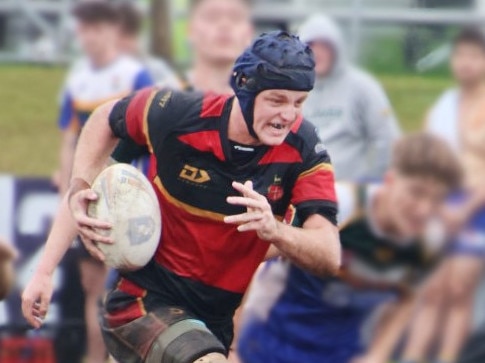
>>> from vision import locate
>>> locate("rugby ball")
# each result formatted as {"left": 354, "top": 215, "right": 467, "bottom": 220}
{"left": 88, "top": 164, "right": 161, "bottom": 271}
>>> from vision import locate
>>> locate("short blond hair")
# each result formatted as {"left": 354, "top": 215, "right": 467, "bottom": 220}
{"left": 391, "top": 132, "right": 463, "bottom": 190}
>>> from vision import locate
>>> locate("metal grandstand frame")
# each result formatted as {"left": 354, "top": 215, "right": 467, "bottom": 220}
{"left": 1, "top": 0, "right": 485, "bottom": 63}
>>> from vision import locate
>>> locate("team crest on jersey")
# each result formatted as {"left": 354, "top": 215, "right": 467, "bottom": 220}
{"left": 267, "top": 175, "right": 284, "bottom": 202}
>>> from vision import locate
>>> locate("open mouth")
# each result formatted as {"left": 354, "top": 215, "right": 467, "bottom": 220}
{"left": 270, "top": 122, "right": 285, "bottom": 130}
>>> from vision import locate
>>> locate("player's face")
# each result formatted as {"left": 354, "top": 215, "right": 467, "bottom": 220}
{"left": 118, "top": 32, "right": 139, "bottom": 55}
{"left": 451, "top": 43, "right": 485, "bottom": 86}
{"left": 76, "top": 21, "right": 118, "bottom": 59}
{"left": 385, "top": 172, "right": 449, "bottom": 240}
{"left": 253, "top": 90, "right": 308, "bottom": 146}
{"left": 189, "top": 0, "right": 252, "bottom": 65}
{"left": 308, "top": 41, "right": 335, "bottom": 77}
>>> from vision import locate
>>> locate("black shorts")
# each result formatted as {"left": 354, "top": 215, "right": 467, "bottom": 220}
{"left": 100, "top": 277, "right": 227, "bottom": 363}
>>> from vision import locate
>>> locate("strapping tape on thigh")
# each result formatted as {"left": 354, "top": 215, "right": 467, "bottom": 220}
{"left": 146, "top": 319, "right": 226, "bottom": 363}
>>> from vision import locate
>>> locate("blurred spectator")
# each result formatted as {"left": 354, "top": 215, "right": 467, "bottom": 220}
{"left": 185, "top": 0, "right": 253, "bottom": 94}
{"left": 401, "top": 27, "right": 485, "bottom": 363}
{"left": 115, "top": 1, "right": 181, "bottom": 88}
{"left": 0, "top": 238, "right": 17, "bottom": 301}
{"left": 112, "top": 0, "right": 253, "bottom": 167}
{"left": 236, "top": 133, "right": 461, "bottom": 363}
{"left": 298, "top": 14, "right": 401, "bottom": 181}
{"left": 54, "top": 3, "right": 153, "bottom": 363}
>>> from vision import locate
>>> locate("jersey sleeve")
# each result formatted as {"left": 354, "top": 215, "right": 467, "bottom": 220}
{"left": 111, "top": 139, "right": 150, "bottom": 163}
{"left": 133, "top": 69, "right": 154, "bottom": 91}
{"left": 109, "top": 87, "right": 180, "bottom": 152}
{"left": 291, "top": 136, "right": 338, "bottom": 225}
{"left": 58, "top": 92, "right": 77, "bottom": 131}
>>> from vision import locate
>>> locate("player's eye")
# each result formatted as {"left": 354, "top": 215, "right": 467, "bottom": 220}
{"left": 268, "top": 98, "right": 284, "bottom": 105}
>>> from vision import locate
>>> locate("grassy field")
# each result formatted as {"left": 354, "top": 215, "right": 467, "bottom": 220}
{"left": 0, "top": 65, "right": 65, "bottom": 176}
{"left": 0, "top": 65, "right": 452, "bottom": 176}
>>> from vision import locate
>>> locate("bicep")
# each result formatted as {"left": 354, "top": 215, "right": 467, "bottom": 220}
{"left": 291, "top": 159, "right": 338, "bottom": 226}
{"left": 71, "top": 100, "right": 120, "bottom": 181}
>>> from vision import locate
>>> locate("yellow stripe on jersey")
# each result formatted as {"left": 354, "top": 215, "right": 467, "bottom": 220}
{"left": 142, "top": 89, "right": 158, "bottom": 154}
{"left": 297, "top": 163, "right": 333, "bottom": 180}
{"left": 154, "top": 176, "right": 227, "bottom": 222}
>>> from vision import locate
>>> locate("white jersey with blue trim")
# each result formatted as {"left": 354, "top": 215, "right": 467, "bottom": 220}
{"left": 58, "top": 55, "right": 153, "bottom": 131}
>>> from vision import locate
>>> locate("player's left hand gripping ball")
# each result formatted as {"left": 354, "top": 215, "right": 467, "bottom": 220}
{"left": 224, "top": 181, "right": 280, "bottom": 241}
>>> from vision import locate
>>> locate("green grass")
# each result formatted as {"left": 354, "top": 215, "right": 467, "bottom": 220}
{"left": 379, "top": 73, "right": 452, "bottom": 131}
{"left": 0, "top": 65, "right": 65, "bottom": 176}
{"left": 0, "top": 65, "right": 452, "bottom": 176}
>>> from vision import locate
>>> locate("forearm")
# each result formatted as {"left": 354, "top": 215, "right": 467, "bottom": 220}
{"left": 365, "top": 298, "right": 414, "bottom": 362}
{"left": 269, "top": 216, "right": 340, "bottom": 276}
{"left": 36, "top": 195, "right": 78, "bottom": 276}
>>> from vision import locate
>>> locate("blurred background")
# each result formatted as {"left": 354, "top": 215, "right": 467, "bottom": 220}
{"left": 1, "top": 0, "right": 484, "bottom": 175}
{"left": 2, "top": 1, "right": 485, "bottom": 362}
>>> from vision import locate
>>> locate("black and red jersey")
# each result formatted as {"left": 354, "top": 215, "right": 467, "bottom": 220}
{"left": 108, "top": 87, "right": 337, "bottom": 321}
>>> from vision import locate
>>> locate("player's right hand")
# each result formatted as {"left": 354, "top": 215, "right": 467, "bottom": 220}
{"left": 69, "top": 189, "right": 113, "bottom": 262}
{"left": 21, "top": 272, "right": 54, "bottom": 329}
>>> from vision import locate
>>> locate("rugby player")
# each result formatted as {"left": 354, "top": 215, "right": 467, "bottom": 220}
{"left": 52, "top": 3, "right": 153, "bottom": 362}
{"left": 237, "top": 133, "right": 462, "bottom": 363}
{"left": 400, "top": 27, "right": 485, "bottom": 363}
{"left": 22, "top": 31, "right": 340, "bottom": 363}
{"left": 112, "top": 0, "right": 253, "bottom": 170}
{"left": 56, "top": 1, "right": 153, "bottom": 194}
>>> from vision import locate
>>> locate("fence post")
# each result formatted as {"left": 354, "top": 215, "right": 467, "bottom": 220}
{"left": 150, "top": 0, "right": 173, "bottom": 62}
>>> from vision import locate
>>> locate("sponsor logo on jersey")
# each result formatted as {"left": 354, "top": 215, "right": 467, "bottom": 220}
{"left": 314, "top": 142, "right": 326, "bottom": 154}
{"left": 267, "top": 175, "right": 284, "bottom": 202}
{"left": 179, "top": 164, "right": 211, "bottom": 184}
{"left": 233, "top": 145, "right": 255, "bottom": 152}
{"left": 159, "top": 91, "right": 172, "bottom": 108}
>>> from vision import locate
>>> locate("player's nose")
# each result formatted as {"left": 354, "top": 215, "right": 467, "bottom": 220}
{"left": 280, "top": 105, "right": 297, "bottom": 123}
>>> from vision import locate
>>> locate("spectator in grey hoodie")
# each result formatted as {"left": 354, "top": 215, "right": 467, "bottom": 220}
{"left": 299, "top": 14, "right": 401, "bottom": 181}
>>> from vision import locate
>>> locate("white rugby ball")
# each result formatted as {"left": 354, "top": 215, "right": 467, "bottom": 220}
{"left": 88, "top": 164, "right": 161, "bottom": 271}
